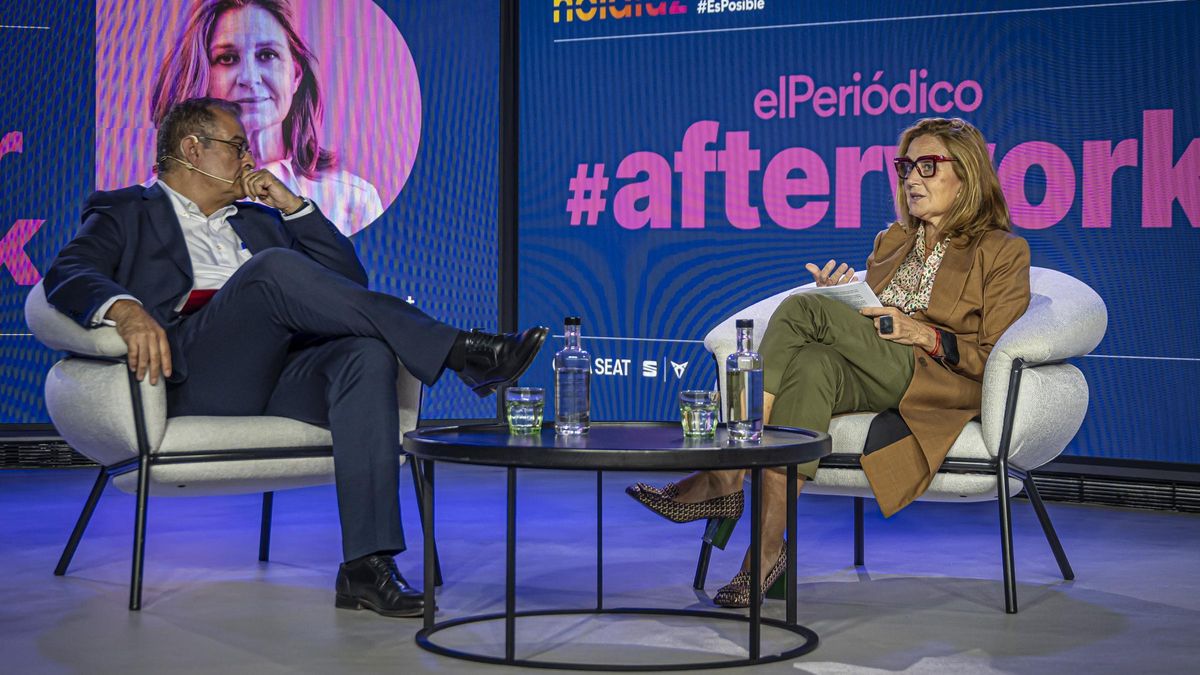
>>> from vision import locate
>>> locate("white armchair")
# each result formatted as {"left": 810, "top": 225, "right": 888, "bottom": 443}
{"left": 24, "top": 281, "right": 437, "bottom": 610}
{"left": 695, "top": 267, "right": 1107, "bottom": 613}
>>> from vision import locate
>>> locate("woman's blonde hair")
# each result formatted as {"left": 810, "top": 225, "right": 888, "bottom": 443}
{"left": 150, "top": 0, "right": 335, "bottom": 179}
{"left": 894, "top": 117, "right": 1010, "bottom": 241}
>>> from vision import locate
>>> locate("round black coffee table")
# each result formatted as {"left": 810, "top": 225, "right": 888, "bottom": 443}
{"left": 403, "top": 421, "right": 830, "bottom": 671}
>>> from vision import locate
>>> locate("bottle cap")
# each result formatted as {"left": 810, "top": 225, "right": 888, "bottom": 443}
{"left": 736, "top": 319, "right": 753, "bottom": 328}
{"left": 564, "top": 316, "right": 582, "bottom": 326}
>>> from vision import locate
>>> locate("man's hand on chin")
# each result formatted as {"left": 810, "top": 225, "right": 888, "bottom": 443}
{"left": 108, "top": 299, "right": 172, "bottom": 385}
{"left": 240, "top": 169, "right": 304, "bottom": 214}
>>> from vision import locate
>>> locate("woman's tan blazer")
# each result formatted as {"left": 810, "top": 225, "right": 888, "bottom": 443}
{"left": 861, "top": 222, "right": 1031, "bottom": 516}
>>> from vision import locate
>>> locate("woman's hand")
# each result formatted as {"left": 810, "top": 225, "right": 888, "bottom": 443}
{"left": 805, "top": 260, "right": 856, "bottom": 286}
{"left": 860, "top": 306, "right": 938, "bottom": 350}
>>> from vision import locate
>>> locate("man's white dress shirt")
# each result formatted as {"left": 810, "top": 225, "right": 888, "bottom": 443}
{"left": 91, "top": 180, "right": 312, "bottom": 325}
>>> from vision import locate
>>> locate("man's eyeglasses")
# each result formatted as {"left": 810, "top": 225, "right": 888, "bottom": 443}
{"left": 893, "top": 155, "right": 957, "bottom": 179}
{"left": 197, "top": 135, "right": 250, "bottom": 159}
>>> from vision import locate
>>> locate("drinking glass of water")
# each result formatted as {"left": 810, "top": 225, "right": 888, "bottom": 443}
{"left": 505, "top": 387, "right": 545, "bottom": 435}
{"left": 679, "top": 390, "right": 719, "bottom": 438}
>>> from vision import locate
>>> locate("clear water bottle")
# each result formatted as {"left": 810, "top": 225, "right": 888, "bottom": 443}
{"left": 726, "top": 318, "right": 763, "bottom": 441}
{"left": 555, "top": 316, "right": 591, "bottom": 435}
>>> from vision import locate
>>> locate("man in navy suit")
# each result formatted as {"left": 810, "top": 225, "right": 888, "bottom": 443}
{"left": 44, "top": 97, "right": 547, "bottom": 618}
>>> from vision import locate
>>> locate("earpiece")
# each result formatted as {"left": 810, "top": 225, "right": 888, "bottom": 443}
{"left": 160, "top": 155, "right": 237, "bottom": 185}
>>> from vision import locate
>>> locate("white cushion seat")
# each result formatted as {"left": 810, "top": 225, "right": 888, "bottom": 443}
{"left": 24, "top": 280, "right": 432, "bottom": 609}
{"left": 695, "top": 267, "right": 1107, "bottom": 613}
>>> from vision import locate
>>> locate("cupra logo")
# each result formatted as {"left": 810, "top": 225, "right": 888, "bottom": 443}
{"left": 670, "top": 361, "right": 688, "bottom": 379}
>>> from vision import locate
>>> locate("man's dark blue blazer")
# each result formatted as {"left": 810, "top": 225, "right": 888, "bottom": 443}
{"left": 44, "top": 182, "right": 442, "bottom": 560}
{"left": 43, "top": 182, "right": 367, "bottom": 383}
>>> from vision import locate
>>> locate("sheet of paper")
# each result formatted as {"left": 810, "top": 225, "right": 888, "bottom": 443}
{"left": 791, "top": 280, "right": 882, "bottom": 309}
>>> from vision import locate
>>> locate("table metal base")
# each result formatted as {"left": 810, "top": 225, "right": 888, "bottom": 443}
{"left": 415, "top": 607, "right": 819, "bottom": 671}
{"left": 407, "top": 424, "right": 829, "bottom": 670}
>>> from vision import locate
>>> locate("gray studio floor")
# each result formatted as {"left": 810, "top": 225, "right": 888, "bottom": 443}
{"left": 2, "top": 464, "right": 1198, "bottom": 674}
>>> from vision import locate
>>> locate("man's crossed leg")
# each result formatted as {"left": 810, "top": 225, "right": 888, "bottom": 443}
{"left": 167, "top": 248, "right": 547, "bottom": 617}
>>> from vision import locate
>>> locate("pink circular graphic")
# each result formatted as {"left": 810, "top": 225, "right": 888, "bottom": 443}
{"left": 95, "top": 0, "right": 421, "bottom": 236}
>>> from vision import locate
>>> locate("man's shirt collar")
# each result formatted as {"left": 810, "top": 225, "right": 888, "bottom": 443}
{"left": 156, "top": 179, "right": 238, "bottom": 224}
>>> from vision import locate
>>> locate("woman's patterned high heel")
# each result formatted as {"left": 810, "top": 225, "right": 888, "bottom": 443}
{"left": 712, "top": 548, "right": 787, "bottom": 608}
{"left": 624, "top": 482, "right": 744, "bottom": 523}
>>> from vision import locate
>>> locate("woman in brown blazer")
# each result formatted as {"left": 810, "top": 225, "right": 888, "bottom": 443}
{"left": 627, "top": 117, "right": 1031, "bottom": 607}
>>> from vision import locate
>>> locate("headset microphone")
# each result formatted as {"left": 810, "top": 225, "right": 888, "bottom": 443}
{"left": 161, "top": 155, "right": 238, "bottom": 185}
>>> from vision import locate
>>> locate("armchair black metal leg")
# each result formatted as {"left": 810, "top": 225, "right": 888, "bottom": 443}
{"left": 693, "top": 538, "right": 714, "bottom": 590}
{"left": 1023, "top": 475, "right": 1074, "bottom": 581}
{"left": 995, "top": 358, "right": 1025, "bottom": 614}
{"left": 127, "top": 368, "right": 155, "bottom": 612}
{"left": 409, "top": 457, "right": 443, "bottom": 586}
{"left": 853, "top": 496, "right": 865, "bottom": 567}
{"left": 130, "top": 454, "right": 151, "bottom": 611}
{"left": 55, "top": 467, "right": 110, "bottom": 576}
{"left": 693, "top": 516, "right": 740, "bottom": 589}
{"left": 259, "top": 492, "right": 274, "bottom": 562}
{"left": 997, "top": 462, "right": 1017, "bottom": 614}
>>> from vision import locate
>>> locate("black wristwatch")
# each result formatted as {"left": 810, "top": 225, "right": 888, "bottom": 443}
{"left": 284, "top": 199, "right": 309, "bottom": 216}
{"left": 935, "top": 329, "right": 960, "bottom": 366}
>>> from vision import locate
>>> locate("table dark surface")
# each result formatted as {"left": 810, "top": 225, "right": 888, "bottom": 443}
{"left": 403, "top": 421, "right": 831, "bottom": 471}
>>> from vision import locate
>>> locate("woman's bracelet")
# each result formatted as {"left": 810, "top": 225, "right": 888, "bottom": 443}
{"left": 929, "top": 327, "right": 942, "bottom": 357}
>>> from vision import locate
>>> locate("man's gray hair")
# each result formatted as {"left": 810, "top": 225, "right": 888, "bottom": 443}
{"left": 155, "top": 97, "right": 243, "bottom": 173}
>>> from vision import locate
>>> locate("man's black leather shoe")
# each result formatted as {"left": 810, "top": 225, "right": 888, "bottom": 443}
{"left": 456, "top": 326, "right": 549, "bottom": 397}
{"left": 334, "top": 554, "right": 425, "bottom": 618}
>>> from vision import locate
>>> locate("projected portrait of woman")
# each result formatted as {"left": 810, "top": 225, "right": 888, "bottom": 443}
{"left": 151, "top": 0, "right": 383, "bottom": 235}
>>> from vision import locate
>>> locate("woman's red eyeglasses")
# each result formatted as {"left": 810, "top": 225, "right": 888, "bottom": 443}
{"left": 893, "top": 155, "right": 957, "bottom": 179}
